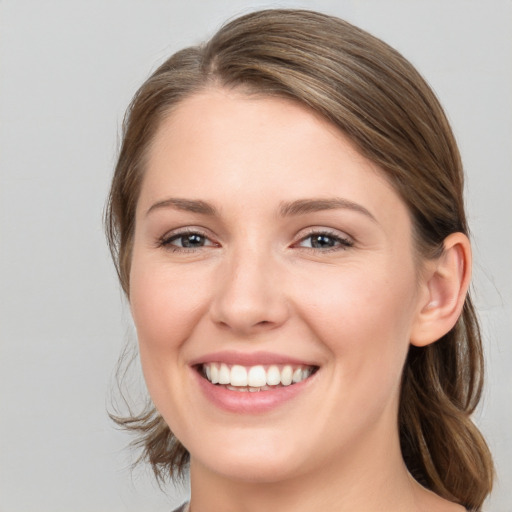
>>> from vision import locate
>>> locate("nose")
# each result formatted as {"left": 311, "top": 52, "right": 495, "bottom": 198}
{"left": 209, "top": 248, "right": 290, "bottom": 336}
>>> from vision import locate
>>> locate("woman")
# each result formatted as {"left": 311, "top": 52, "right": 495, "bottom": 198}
{"left": 105, "top": 9, "right": 494, "bottom": 512}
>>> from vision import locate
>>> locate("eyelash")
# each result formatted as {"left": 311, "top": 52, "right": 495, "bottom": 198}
{"left": 158, "top": 229, "right": 354, "bottom": 253}
{"left": 295, "top": 229, "right": 354, "bottom": 252}
{"left": 159, "top": 228, "right": 215, "bottom": 253}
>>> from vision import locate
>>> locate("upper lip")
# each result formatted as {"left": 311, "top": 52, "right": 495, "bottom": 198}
{"left": 189, "top": 350, "right": 319, "bottom": 367}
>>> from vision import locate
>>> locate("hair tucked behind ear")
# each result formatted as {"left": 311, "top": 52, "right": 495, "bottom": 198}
{"left": 105, "top": 9, "right": 493, "bottom": 509}
{"left": 400, "top": 302, "right": 492, "bottom": 509}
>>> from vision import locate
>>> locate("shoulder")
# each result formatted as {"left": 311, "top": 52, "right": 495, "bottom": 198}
{"left": 171, "top": 503, "right": 190, "bottom": 512}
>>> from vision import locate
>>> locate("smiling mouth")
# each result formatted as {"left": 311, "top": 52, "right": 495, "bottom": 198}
{"left": 198, "top": 362, "right": 318, "bottom": 392}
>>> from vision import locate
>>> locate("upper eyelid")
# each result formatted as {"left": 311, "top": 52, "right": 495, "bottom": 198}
{"left": 292, "top": 228, "right": 355, "bottom": 252}
{"left": 294, "top": 226, "right": 353, "bottom": 241}
{"left": 157, "top": 226, "right": 354, "bottom": 245}
{"left": 158, "top": 228, "right": 217, "bottom": 249}
{"left": 161, "top": 226, "right": 213, "bottom": 240}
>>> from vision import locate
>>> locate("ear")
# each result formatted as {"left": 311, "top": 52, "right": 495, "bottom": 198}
{"left": 410, "top": 232, "right": 472, "bottom": 347}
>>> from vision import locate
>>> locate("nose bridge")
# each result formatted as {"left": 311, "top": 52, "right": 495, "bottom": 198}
{"left": 210, "top": 240, "right": 288, "bottom": 333}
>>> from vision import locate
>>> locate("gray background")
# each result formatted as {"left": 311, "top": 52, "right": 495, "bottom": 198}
{"left": 0, "top": 0, "right": 510, "bottom": 510}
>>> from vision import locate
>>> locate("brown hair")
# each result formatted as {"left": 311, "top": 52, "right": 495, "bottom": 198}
{"left": 105, "top": 9, "right": 493, "bottom": 510}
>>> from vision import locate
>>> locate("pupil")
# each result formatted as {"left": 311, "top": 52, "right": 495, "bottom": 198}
{"left": 312, "top": 234, "right": 334, "bottom": 248}
{"left": 182, "top": 234, "right": 204, "bottom": 247}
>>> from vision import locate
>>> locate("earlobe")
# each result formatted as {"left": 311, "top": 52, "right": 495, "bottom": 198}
{"left": 410, "top": 232, "right": 472, "bottom": 347}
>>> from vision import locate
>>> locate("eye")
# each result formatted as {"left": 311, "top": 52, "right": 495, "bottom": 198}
{"left": 160, "top": 230, "right": 217, "bottom": 252}
{"left": 296, "top": 231, "right": 353, "bottom": 251}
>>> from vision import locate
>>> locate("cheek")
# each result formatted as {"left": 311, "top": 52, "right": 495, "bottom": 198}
{"left": 129, "top": 256, "right": 211, "bottom": 360}
{"left": 296, "top": 260, "right": 418, "bottom": 371}
{"left": 128, "top": 258, "right": 213, "bottom": 419}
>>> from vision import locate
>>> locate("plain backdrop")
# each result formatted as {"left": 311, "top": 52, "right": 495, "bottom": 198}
{"left": 0, "top": 1, "right": 510, "bottom": 510}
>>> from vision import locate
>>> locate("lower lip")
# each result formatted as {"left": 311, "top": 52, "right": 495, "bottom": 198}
{"left": 193, "top": 368, "right": 316, "bottom": 414}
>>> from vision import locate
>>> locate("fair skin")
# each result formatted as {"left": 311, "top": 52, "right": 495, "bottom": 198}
{"left": 129, "top": 88, "right": 469, "bottom": 512}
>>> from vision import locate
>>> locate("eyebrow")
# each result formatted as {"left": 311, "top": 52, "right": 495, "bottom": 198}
{"left": 145, "top": 196, "right": 376, "bottom": 222}
{"left": 146, "top": 198, "right": 218, "bottom": 217}
{"left": 279, "top": 198, "right": 377, "bottom": 222}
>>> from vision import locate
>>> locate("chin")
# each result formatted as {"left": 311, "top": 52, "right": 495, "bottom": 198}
{"left": 202, "top": 455, "right": 304, "bottom": 484}
{"left": 188, "top": 429, "right": 312, "bottom": 484}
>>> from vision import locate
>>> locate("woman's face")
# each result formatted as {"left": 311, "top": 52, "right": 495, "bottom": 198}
{"left": 130, "top": 89, "right": 428, "bottom": 483}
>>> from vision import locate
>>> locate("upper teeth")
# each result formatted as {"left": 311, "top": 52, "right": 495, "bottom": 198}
{"left": 203, "top": 363, "right": 314, "bottom": 388}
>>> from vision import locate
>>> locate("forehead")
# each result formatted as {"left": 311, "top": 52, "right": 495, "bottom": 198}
{"left": 147, "top": 88, "right": 368, "bottom": 171}
{"left": 139, "top": 88, "right": 410, "bottom": 232}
